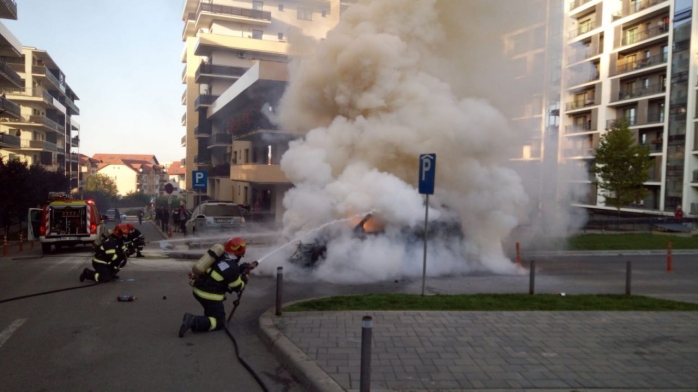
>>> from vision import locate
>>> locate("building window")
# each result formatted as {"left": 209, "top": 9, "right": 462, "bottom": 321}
{"left": 252, "top": 29, "right": 263, "bottom": 39}
{"left": 253, "top": 1, "right": 263, "bottom": 10}
{"left": 244, "top": 149, "right": 249, "bottom": 163}
{"left": 278, "top": 32, "right": 284, "bottom": 40}
{"left": 278, "top": 3, "right": 283, "bottom": 11}
{"left": 297, "top": 8, "right": 312, "bottom": 21}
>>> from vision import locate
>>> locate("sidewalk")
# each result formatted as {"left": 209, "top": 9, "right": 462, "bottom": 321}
{"left": 260, "top": 310, "right": 698, "bottom": 391}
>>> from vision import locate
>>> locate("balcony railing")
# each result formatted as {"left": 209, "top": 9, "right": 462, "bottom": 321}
{"left": 194, "top": 124, "right": 212, "bottom": 137}
{"left": 647, "top": 111, "right": 665, "bottom": 124}
{"left": 569, "top": 22, "right": 596, "bottom": 39}
{"left": 194, "top": 153, "right": 212, "bottom": 165}
{"left": 641, "top": 140, "right": 663, "bottom": 153}
{"left": 0, "top": 96, "right": 21, "bottom": 119}
{"left": 0, "top": 59, "right": 23, "bottom": 87}
{"left": 69, "top": 153, "right": 79, "bottom": 162}
{"left": 612, "top": 83, "right": 665, "bottom": 102}
{"left": 615, "top": 53, "right": 668, "bottom": 75}
{"left": 208, "top": 133, "right": 232, "bottom": 147}
{"left": 197, "top": 3, "right": 272, "bottom": 22}
{"left": 621, "top": 25, "right": 668, "bottom": 47}
{"left": 566, "top": 96, "right": 595, "bottom": 110}
{"left": 21, "top": 139, "right": 59, "bottom": 152}
{"left": 0, "top": 133, "right": 20, "bottom": 148}
{"left": 30, "top": 115, "right": 65, "bottom": 134}
{"left": 182, "top": 65, "right": 187, "bottom": 82}
{"left": 565, "top": 123, "right": 594, "bottom": 134}
{"left": 195, "top": 64, "right": 247, "bottom": 83}
{"left": 182, "top": 12, "right": 196, "bottom": 37}
{"left": 569, "top": 0, "right": 593, "bottom": 11}
{"left": 210, "top": 164, "right": 230, "bottom": 177}
{"left": 181, "top": 89, "right": 187, "bottom": 104}
{"left": 0, "top": 0, "right": 18, "bottom": 19}
{"left": 71, "top": 136, "right": 79, "bottom": 148}
{"left": 181, "top": 135, "right": 187, "bottom": 147}
{"left": 194, "top": 94, "right": 219, "bottom": 108}
{"left": 60, "top": 96, "right": 80, "bottom": 115}
{"left": 568, "top": 72, "right": 600, "bottom": 87}
{"left": 568, "top": 47, "right": 600, "bottom": 64}
{"left": 32, "top": 66, "right": 63, "bottom": 92}
{"left": 607, "top": 117, "right": 637, "bottom": 128}
{"left": 1, "top": 87, "right": 54, "bottom": 105}
{"left": 619, "top": 0, "right": 669, "bottom": 19}
{"left": 181, "top": 112, "right": 186, "bottom": 125}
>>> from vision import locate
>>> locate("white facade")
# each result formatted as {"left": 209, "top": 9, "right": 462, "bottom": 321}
{"left": 97, "top": 164, "right": 137, "bottom": 196}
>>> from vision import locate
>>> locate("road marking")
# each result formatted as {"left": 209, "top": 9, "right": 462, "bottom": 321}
{"left": 0, "top": 319, "right": 27, "bottom": 349}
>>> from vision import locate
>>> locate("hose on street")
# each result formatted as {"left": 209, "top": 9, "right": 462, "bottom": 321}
{"left": 0, "top": 282, "right": 99, "bottom": 304}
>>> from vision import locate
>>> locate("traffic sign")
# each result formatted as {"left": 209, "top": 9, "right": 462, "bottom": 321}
{"left": 418, "top": 154, "right": 436, "bottom": 195}
{"left": 192, "top": 170, "right": 207, "bottom": 191}
{"left": 164, "top": 183, "right": 174, "bottom": 195}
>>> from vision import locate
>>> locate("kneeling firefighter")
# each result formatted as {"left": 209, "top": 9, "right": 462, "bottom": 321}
{"left": 179, "top": 237, "right": 257, "bottom": 337}
{"left": 80, "top": 226, "right": 128, "bottom": 282}
{"left": 125, "top": 223, "right": 145, "bottom": 258}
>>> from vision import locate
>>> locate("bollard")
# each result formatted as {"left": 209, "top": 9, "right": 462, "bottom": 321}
{"left": 667, "top": 242, "right": 672, "bottom": 273}
{"left": 625, "top": 261, "right": 632, "bottom": 295}
{"left": 19, "top": 232, "right": 23, "bottom": 252}
{"left": 275, "top": 267, "right": 283, "bottom": 316}
{"left": 516, "top": 242, "right": 521, "bottom": 266}
{"left": 360, "top": 316, "right": 373, "bottom": 392}
{"left": 2, "top": 234, "right": 7, "bottom": 257}
{"left": 529, "top": 260, "right": 535, "bottom": 295}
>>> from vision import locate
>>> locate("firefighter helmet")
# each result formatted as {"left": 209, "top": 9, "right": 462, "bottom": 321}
{"left": 225, "top": 237, "right": 246, "bottom": 257}
{"left": 126, "top": 223, "right": 135, "bottom": 231}
{"left": 112, "top": 226, "right": 126, "bottom": 238}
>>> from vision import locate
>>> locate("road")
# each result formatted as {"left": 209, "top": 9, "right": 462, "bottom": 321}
{"left": 0, "top": 219, "right": 696, "bottom": 391}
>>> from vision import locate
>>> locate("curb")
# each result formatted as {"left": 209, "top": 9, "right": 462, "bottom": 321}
{"left": 524, "top": 249, "right": 698, "bottom": 257}
{"left": 258, "top": 309, "right": 345, "bottom": 392}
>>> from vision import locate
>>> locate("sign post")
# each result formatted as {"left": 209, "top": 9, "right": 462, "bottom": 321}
{"left": 418, "top": 154, "right": 436, "bottom": 296}
{"left": 192, "top": 170, "right": 207, "bottom": 208}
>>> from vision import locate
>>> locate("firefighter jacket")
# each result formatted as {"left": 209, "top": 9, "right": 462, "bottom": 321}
{"left": 92, "top": 235, "right": 126, "bottom": 269}
{"left": 193, "top": 254, "right": 246, "bottom": 302}
{"left": 125, "top": 229, "right": 145, "bottom": 250}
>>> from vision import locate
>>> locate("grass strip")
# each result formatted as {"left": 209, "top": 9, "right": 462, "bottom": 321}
{"left": 284, "top": 294, "right": 698, "bottom": 312}
{"left": 529, "top": 233, "right": 698, "bottom": 251}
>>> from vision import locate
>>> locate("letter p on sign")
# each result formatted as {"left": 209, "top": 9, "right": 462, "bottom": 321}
{"left": 418, "top": 154, "right": 436, "bottom": 195}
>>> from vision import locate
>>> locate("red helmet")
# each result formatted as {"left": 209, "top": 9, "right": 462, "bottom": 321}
{"left": 112, "top": 226, "right": 126, "bottom": 238}
{"left": 126, "top": 223, "right": 135, "bottom": 231}
{"left": 225, "top": 237, "right": 246, "bottom": 257}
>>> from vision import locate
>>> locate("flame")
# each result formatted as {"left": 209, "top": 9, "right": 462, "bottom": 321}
{"left": 347, "top": 213, "right": 385, "bottom": 233}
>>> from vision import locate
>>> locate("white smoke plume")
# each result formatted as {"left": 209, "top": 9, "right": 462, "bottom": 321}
{"left": 273, "top": 0, "right": 555, "bottom": 282}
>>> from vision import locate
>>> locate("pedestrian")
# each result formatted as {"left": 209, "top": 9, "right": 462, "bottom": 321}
{"left": 155, "top": 207, "right": 162, "bottom": 228}
{"left": 180, "top": 206, "right": 189, "bottom": 236}
{"left": 79, "top": 226, "right": 128, "bottom": 283}
{"left": 125, "top": 223, "right": 145, "bottom": 258}
{"left": 162, "top": 208, "right": 170, "bottom": 232}
{"left": 138, "top": 210, "right": 144, "bottom": 225}
{"left": 115, "top": 208, "right": 122, "bottom": 224}
{"left": 675, "top": 205, "right": 684, "bottom": 222}
{"left": 179, "top": 237, "right": 255, "bottom": 337}
{"left": 172, "top": 207, "right": 181, "bottom": 233}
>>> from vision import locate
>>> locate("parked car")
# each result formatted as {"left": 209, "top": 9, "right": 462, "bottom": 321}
{"left": 105, "top": 209, "right": 117, "bottom": 221}
{"left": 185, "top": 200, "right": 245, "bottom": 234}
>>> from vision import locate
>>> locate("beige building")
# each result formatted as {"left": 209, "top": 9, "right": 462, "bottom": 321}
{"left": 561, "top": 0, "right": 698, "bottom": 215}
{"left": 0, "top": 0, "right": 23, "bottom": 161}
{"left": 93, "top": 154, "right": 166, "bottom": 197}
{"left": 0, "top": 44, "right": 81, "bottom": 189}
{"left": 180, "top": 0, "right": 348, "bottom": 223}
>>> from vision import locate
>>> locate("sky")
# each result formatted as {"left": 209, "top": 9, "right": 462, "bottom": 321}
{"left": 4, "top": 0, "right": 185, "bottom": 163}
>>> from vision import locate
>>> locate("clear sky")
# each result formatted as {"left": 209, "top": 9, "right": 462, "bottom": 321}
{"left": 4, "top": 0, "right": 185, "bottom": 164}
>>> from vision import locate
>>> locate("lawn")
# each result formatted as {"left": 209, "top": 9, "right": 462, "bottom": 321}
{"left": 284, "top": 293, "right": 698, "bottom": 312}
{"left": 530, "top": 233, "right": 698, "bottom": 251}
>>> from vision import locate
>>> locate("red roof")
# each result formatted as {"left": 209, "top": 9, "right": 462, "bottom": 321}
{"left": 92, "top": 154, "right": 159, "bottom": 165}
{"left": 168, "top": 161, "right": 186, "bottom": 175}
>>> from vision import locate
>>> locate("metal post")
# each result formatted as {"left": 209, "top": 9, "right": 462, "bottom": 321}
{"left": 19, "top": 232, "right": 23, "bottom": 252}
{"left": 667, "top": 242, "right": 672, "bottom": 272}
{"left": 529, "top": 260, "right": 535, "bottom": 295}
{"left": 360, "top": 316, "right": 373, "bottom": 392}
{"left": 421, "top": 194, "right": 429, "bottom": 296}
{"left": 275, "top": 267, "right": 283, "bottom": 316}
{"left": 2, "top": 234, "right": 7, "bottom": 257}
{"left": 625, "top": 261, "right": 632, "bottom": 295}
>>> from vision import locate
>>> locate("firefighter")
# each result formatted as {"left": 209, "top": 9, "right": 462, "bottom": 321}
{"left": 125, "top": 223, "right": 145, "bottom": 258}
{"left": 179, "top": 237, "right": 254, "bottom": 337}
{"left": 80, "top": 226, "right": 128, "bottom": 283}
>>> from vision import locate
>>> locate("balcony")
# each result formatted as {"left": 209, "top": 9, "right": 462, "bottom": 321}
{"left": 229, "top": 109, "right": 278, "bottom": 138}
{"left": 195, "top": 63, "right": 247, "bottom": 84}
{"left": 0, "top": 0, "right": 17, "bottom": 19}
{"left": 230, "top": 164, "right": 289, "bottom": 184}
{"left": 1, "top": 87, "right": 54, "bottom": 106}
{"left": 641, "top": 140, "right": 663, "bottom": 153}
{"left": 181, "top": 89, "right": 187, "bottom": 105}
{"left": 569, "top": 22, "right": 596, "bottom": 39}
{"left": 30, "top": 115, "right": 65, "bottom": 134}
{"left": 566, "top": 96, "right": 595, "bottom": 111}
{"left": 71, "top": 136, "right": 79, "bottom": 148}
{"left": 32, "top": 66, "right": 64, "bottom": 93}
{"left": 194, "top": 153, "right": 212, "bottom": 165}
{"left": 60, "top": 96, "right": 80, "bottom": 115}
{"left": 69, "top": 153, "right": 79, "bottom": 163}
{"left": 563, "top": 147, "right": 595, "bottom": 158}
{"left": 208, "top": 133, "right": 232, "bottom": 148}
{"left": 0, "top": 59, "right": 23, "bottom": 87}
{"left": 0, "top": 96, "right": 21, "bottom": 119}
{"left": 181, "top": 65, "right": 187, "bottom": 84}
{"left": 21, "top": 139, "right": 59, "bottom": 152}
{"left": 196, "top": 3, "right": 271, "bottom": 26}
{"left": 569, "top": 0, "right": 593, "bottom": 11}
{"left": 568, "top": 47, "right": 600, "bottom": 64}
{"left": 616, "top": 0, "right": 669, "bottom": 20}
{"left": 568, "top": 72, "right": 599, "bottom": 87}
{"left": 565, "top": 123, "right": 594, "bottom": 134}
{"left": 614, "top": 53, "right": 667, "bottom": 76}
{"left": 182, "top": 12, "right": 196, "bottom": 40}
{"left": 607, "top": 117, "right": 637, "bottom": 128}
{"left": 181, "top": 134, "right": 186, "bottom": 147}
{"left": 612, "top": 83, "right": 665, "bottom": 102}
{"left": 181, "top": 112, "right": 186, "bottom": 126}
{"left": 194, "top": 94, "right": 219, "bottom": 109}
{"left": 0, "top": 133, "right": 20, "bottom": 148}
{"left": 194, "top": 124, "right": 212, "bottom": 138}
{"left": 620, "top": 25, "right": 668, "bottom": 47}
{"left": 210, "top": 164, "right": 231, "bottom": 177}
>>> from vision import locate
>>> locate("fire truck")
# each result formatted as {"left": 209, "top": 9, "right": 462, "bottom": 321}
{"left": 27, "top": 192, "right": 106, "bottom": 254}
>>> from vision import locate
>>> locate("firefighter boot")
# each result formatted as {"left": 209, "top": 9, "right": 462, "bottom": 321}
{"left": 79, "top": 268, "right": 88, "bottom": 282}
{"left": 136, "top": 251, "right": 145, "bottom": 258}
{"left": 179, "top": 313, "right": 195, "bottom": 338}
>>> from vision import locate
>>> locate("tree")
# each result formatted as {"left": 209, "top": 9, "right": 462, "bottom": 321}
{"left": 119, "top": 191, "right": 151, "bottom": 208}
{"left": 85, "top": 173, "right": 118, "bottom": 196}
{"left": 593, "top": 119, "right": 653, "bottom": 211}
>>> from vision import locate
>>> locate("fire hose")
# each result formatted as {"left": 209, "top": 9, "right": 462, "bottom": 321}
{"left": 0, "top": 282, "right": 99, "bottom": 304}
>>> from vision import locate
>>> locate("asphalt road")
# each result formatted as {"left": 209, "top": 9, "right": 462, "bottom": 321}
{"left": 0, "top": 219, "right": 696, "bottom": 391}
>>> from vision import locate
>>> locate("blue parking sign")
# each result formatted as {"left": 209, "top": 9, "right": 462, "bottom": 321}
{"left": 418, "top": 154, "right": 436, "bottom": 195}
{"left": 192, "top": 170, "right": 207, "bottom": 191}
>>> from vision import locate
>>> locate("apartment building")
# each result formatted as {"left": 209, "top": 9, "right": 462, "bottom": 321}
{"left": 0, "top": 0, "right": 22, "bottom": 160}
{"left": 0, "top": 45, "right": 81, "bottom": 191}
{"left": 560, "top": 0, "right": 698, "bottom": 215}
{"left": 181, "top": 0, "right": 347, "bottom": 222}
{"left": 93, "top": 154, "right": 166, "bottom": 197}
